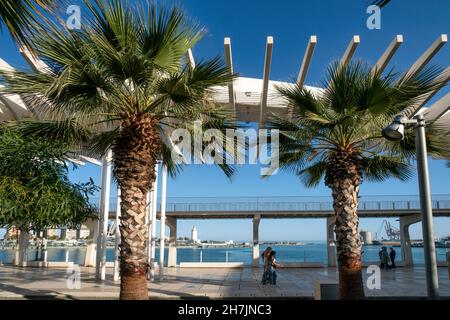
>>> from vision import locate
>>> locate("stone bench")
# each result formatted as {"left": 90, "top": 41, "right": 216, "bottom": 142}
{"left": 314, "top": 280, "right": 339, "bottom": 300}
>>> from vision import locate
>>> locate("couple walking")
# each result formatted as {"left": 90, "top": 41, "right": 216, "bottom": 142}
{"left": 261, "top": 247, "right": 281, "bottom": 285}
{"left": 379, "top": 246, "right": 396, "bottom": 269}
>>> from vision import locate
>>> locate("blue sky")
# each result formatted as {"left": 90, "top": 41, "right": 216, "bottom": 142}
{"left": 1, "top": 0, "right": 449, "bottom": 241}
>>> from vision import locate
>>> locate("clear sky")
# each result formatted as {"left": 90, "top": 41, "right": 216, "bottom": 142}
{"left": 0, "top": 0, "right": 449, "bottom": 241}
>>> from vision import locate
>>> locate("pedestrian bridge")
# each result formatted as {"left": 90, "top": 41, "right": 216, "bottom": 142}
{"left": 103, "top": 194, "right": 450, "bottom": 219}
{"left": 84, "top": 194, "right": 450, "bottom": 269}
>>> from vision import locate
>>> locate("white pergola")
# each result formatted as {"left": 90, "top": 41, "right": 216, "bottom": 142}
{"left": 0, "top": 34, "right": 449, "bottom": 281}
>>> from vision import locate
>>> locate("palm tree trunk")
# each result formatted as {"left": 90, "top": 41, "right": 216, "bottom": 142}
{"left": 113, "top": 114, "right": 160, "bottom": 300}
{"left": 326, "top": 151, "right": 364, "bottom": 299}
{"left": 331, "top": 180, "right": 364, "bottom": 299}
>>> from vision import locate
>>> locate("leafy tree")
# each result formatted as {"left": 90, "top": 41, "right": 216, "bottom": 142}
{"left": 0, "top": 124, "right": 98, "bottom": 234}
{"left": 270, "top": 61, "right": 448, "bottom": 299}
{"left": 0, "top": 0, "right": 236, "bottom": 299}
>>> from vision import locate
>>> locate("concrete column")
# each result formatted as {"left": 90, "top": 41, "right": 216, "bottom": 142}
{"left": 113, "top": 188, "right": 121, "bottom": 281}
{"left": 60, "top": 228, "right": 67, "bottom": 240}
{"left": 84, "top": 218, "right": 98, "bottom": 266}
{"left": 167, "top": 217, "right": 177, "bottom": 267}
{"left": 159, "top": 163, "right": 168, "bottom": 279}
{"left": 327, "top": 216, "right": 337, "bottom": 267}
{"left": 149, "top": 162, "right": 159, "bottom": 281}
{"left": 252, "top": 214, "right": 261, "bottom": 267}
{"left": 14, "top": 230, "right": 29, "bottom": 266}
{"left": 400, "top": 214, "right": 421, "bottom": 266}
{"left": 96, "top": 149, "right": 112, "bottom": 281}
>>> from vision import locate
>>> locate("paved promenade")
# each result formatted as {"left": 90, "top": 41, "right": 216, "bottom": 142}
{"left": 0, "top": 265, "right": 449, "bottom": 299}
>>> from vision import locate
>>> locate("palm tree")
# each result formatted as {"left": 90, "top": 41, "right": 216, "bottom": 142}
{"left": 0, "top": 0, "right": 60, "bottom": 48}
{"left": 270, "top": 61, "right": 448, "bottom": 299}
{"left": 0, "top": 0, "right": 236, "bottom": 299}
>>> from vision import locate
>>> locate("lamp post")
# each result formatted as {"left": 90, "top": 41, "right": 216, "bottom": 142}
{"left": 382, "top": 113, "right": 439, "bottom": 299}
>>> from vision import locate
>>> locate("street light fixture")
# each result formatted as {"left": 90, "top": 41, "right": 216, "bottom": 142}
{"left": 382, "top": 113, "right": 440, "bottom": 299}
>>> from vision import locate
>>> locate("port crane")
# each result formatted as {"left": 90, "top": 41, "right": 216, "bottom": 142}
{"left": 374, "top": 220, "right": 401, "bottom": 241}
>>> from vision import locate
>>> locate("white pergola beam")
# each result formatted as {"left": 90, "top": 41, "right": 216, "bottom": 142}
{"left": 372, "top": 35, "right": 403, "bottom": 74}
{"left": 79, "top": 155, "right": 102, "bottom": 166}
{"left": 260, "top": 36, "right": 274, "bottom": 125}
{"left": 297, "top": 35, "right": 317, "bottom": 86}
{"left": 19, "top": 46, "right": 52, "bottom": 74}
{"left": 340, "top": 35, "right": 360, "bottom": 67}
{"left": 224, "top": 37, "right": 236, "bottom": 110}
{"left": 408, "top": 66, "right": 450, "bottom": 116}
{"left": 424, "top": 92, "right": 450, "bottom": 122}
{"left": 402, "top": 34, "right": 447, "bottom": 80}
{"left": 67, "top": 158, "right": 86, "bottom": 166}
{"left": 186, "top": 49, "right": 196, "bottom": 69}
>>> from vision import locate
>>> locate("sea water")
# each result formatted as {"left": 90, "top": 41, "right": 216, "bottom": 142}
{"left": 1, "top": 242, "right": 448, "bottom": 266}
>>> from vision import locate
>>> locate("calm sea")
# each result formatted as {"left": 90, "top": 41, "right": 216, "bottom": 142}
{"left": 1, "top": 242, "right": 448, "bottom": 266}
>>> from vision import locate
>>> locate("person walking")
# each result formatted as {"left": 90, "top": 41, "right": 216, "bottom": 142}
{"left": 267, "top": 250, "right": 282, "bottom": 285}
{"left": 379, "top": 246, "right": 390, "bottom": 269}
{"left": 389, "top": 247, "right": 396, "bottom": 269}
{"left": 261, "top": 247, "right": 272, "bottom": 285}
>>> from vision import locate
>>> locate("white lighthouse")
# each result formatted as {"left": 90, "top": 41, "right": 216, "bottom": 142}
{"left": 191, "top": 225, "right": 200, "bottom": 243}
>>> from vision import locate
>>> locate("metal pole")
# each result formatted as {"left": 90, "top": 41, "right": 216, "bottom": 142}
{"left": 415, "top": 114, "right": 439, "bottom": 299}
{"left": 159, "top": 163, "right": 168, "bottom": 280}
{"left": 113, "top": 188, "right": 121, "bottom": 281}
{"left": 149, "top": 162, "right": 159, "bottom": 281}
{"left": 146, "top": 188, "right": 153, "bottom": 278}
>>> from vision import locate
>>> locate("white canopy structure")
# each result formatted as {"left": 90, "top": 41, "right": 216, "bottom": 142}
{"left": 1, "top": 34, "right": 449, "bottom": 280}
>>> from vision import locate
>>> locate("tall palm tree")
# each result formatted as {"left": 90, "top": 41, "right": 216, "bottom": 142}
{"left": 0, "top": 0, "right": 236, "bottom": 299}
{"left": 0, "top": 0, "right": 60, "bottom": 48}
{"left": 270, "top": 61, "right": 448, "bottom": 299}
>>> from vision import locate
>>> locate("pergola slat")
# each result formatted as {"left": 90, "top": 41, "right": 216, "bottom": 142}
{"left": 297, "top": 35, "right": 317, "bottom": 86}
{"left": 339, "top": 35, "right": 360, "bottom": 67}
{"left": 224, "top": 37, "right": 236, "bottom": 110}
{"left": 260, "top": 36, "right": 273, "bottom": 126}
{"left": 424, "top": 92, "right": 450, "bottom": 121}
{"left": 372, "top": 35, "right": 403, "bottom": 74}
{"left": 402, "top": 34, "right": 447, "bottom": 81}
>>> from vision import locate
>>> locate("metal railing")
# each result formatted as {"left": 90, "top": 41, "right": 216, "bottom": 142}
{"left": 89, "top": 194, "right": 450, "bottom": 213}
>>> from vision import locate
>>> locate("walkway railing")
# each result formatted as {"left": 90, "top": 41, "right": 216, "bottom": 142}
{"left": 90, "top": 194, "right": 450, "bottom": 213}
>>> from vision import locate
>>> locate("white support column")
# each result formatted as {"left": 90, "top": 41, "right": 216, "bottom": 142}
{"left": 84, "top": 219, "right": 98, "bottom": 266}
{"left": 400, "top": 214, "right": 421, "bottom": 266}
{"left": 159, "top": 163, "right": 168, "bottom": 279}
{"left": 96, "top": 149, "right": 112, "bottom": 281}
{"left": 252, "top": 214, "right": 261, "bottom": 267}
{"left": 327, "top": 217, "right": 337, "bottom": 267}
{"left": 149, "top": 162, "right": 159, "bottom": 281}
{"left": 113, "top": 188, "right": 121, "bottom": 281}
{"left": 167, "top": 217, "right": 177, "bottom": 267}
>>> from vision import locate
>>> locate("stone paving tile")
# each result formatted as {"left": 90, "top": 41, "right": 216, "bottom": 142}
{"left": 1, "top": 265, "right": 449, "bottom": 299}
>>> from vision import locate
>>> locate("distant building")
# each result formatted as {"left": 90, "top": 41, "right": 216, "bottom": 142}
{"left": 360, "top": 230, "right": 373, "bottom": 245}
{"left": 191, "top": 225, "right": 200, "bottom": 243}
